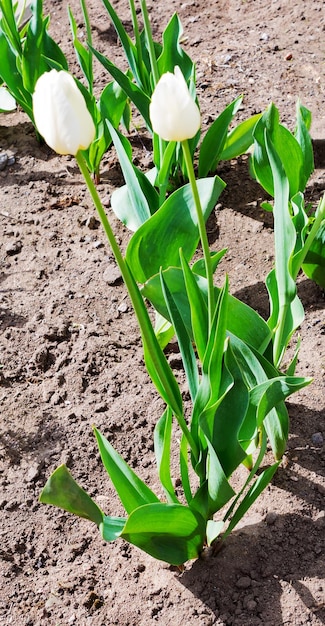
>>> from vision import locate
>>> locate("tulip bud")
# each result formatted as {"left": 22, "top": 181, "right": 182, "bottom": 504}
{"left": 149, "top": 66, "right": 200, "bottom": 142}
{"left": 33, "top": 70, "right": 95, "bottom": 156}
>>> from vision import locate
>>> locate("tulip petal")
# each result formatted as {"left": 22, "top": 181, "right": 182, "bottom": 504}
{"left": 150, "top": 66, "right": 200, "bottom": 141}
{"left": 33, "top": 70, "right": 95, "bottom": 155}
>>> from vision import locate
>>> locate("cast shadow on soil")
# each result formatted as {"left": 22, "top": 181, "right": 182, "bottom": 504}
{"left": 0, "top": 413, "right": 64, "bottom": 467}
{"left": 218, "top": 151, "right": 325, "bottom": 227}
{"left": 0, "top": 307, "right": 27, "bottom": 330}
{"left": 179, "top": 400, "right": 325, "bottom": 624}
{"left": 233, "top": 275, "right": 324, "bottom": 321}
{"left": 179, "top": 511, "right": 325, "bottom": 625}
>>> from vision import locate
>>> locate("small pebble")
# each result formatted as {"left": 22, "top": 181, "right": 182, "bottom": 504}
{"left": 265, "top": 511, "right": 278, "bottom": 525}
{"left": 312, "top": 432, "right": 323, "bottom": 447}
{"left": 103, "top": 263, "right": 122, "bottom": 285}
{"left": 0, "top": 153, "right": 8, "bottom": 171}
{"left": 5, "top": 239, "right": 22, "bottom": 256}
{"left": 85, "top": 215, "right": 99, "bottom": 230}
{"left": 236, "top": 576, "right": 251, "bottom": 589}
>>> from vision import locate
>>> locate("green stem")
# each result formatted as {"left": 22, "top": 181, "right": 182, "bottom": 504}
{"left": 139, "top": 1, "right": 166, "bottom": 182}
{"left": 181, "top": 140, "right": 215, "bottom": 330}
{"left": 140, "top": 0, "right": 159, "bottom": 86}
{"left": 80, "top": 0, "right": 94, "bottom": 94}
{"left": 76, "top": 151, "right": 198, "bottom": 459}
{"left": 273, "top": 303, "right": 289, "bottom": 369}
{"left": 128, "top": 0, "right": 145, "bottom": 89}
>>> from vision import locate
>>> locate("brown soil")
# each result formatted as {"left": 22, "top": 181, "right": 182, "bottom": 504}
{"left": 1, "top": 1, "right": 324, "bottom": 625}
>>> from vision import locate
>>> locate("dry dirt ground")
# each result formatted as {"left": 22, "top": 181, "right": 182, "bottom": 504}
{"left": 0, "top": 0, "right": 325, "bottom": 625}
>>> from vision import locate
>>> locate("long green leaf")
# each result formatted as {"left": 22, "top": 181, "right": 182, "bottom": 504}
{"left": 0, "top": 0, "right": 22, "bottom": 54}
{"left": 160, "top": 269, "right": 199, "bottom": 402}
{"left": 126, "top": 176, "right": 225, "bottom": 283}
{"left": 89, "top": 44, "right": 151, "bottom": 127}
{"left": 68, "top": 6, "right": 93, "bottom": 91}
{"left": 294, "top": 100, "right": 314, "bottom": 188}
{"left": 223, "top": 462, "right": 280, "bottom": 537}
{"left": 302, "top": 219, "right": 325, "bottom": 288}
{"left": 94, "top": 427, "right": 160, "bottom": 515}
{"left": 157, "top": 12, "right": 193, "bottom": 79}
{"left": 198, "top": 96, "right": 243, "bottom": 177}
{"left": 199, "top": 429, "right": 236, "bottom": 516}
{"left": 154, "top": 407, "right": 180, "bottom": 504}
{"left": 100, "top": 515, "right": 127, "bottom": 542}
{"left": 200, "top": 342, "right": 249, "bottom": 477}
{"left": 220, "top": 113, "right": 261, "bottom": 161}
{"left": 121, "top": 502, "right": 206, "bottom": 565}
{"left": 180, "top": 251, "right": 208, "bottom": 362}
{"left": 39, "top": 464, "right": 103, "bottom": 526}
{"left": 264, "top": 130, "right": 302, "bottom": 365}
{"left": 142, "top": 267, "right": 271, "bottom": 353}
{"left": 180, "top": 433, "right": 192, "bottom": 504}
{"left": 22, "top": 1, "right": 68, "bottom": 93}
{"left": 252, "top": 103, "right": 306, "bottom": 198}
{"left": 107, "top": 120, "right": 158, "bottom": 229}
{"left": 100, "top": 0, "right": 145, "bottom": 89}
{"left": 0, "top": 33, "right": 33, "bottom": 118}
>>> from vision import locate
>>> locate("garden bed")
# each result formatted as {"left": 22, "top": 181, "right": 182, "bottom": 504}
{"left": 0, "top": 0, "right": 324, "bottom": 624}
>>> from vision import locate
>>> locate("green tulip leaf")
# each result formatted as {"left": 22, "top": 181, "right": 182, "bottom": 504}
{"left": 252, "top": 103, "right": 307, "bottom": 198}
{"left": 160, "top": 269, "right": 199, "bottom": 401}
{"left": 206, "top": 519, "right": 224, "bottom": 545}
{"left": 94, "top": 428, "right": 160, "bottom": 515}
{"left": 126, "top": 176, "right": 225, "bottom": 283}
{"left": 89, "top": 44, "right": 151, "bottom": 127}
{"left": 154, "top": 407, "right": 180, "bottom": 504}
{"left": 39, "top": 464, "right": 103, "bottom": 527}
{"left": 220, "top": 113, "right": 261, "bottom": 161}
{"left": 191, "top": 248, "right": 227, "bottom": 278}
{"left": 0, "top": 33, "right": 33, "bottom": 119}
{"left": 100, "top": 0, "right": 145, "bottom": 89}
{"left": 100, "top": 515, "right": 127, "bottom": 542}
{"left": 198, "top": 95, "right": 243, "bottom": 177}
{"left": 224, "top": 462, "right": 280, "bottom": 538}
{"left": 157, "top": 13, "right": 194, "bottom": 80}
{"left": 107, "top": 120, "right": 159, "bottom": 230}
{"left": 142, "top": 267, "right": 271, "bottom": 354}
{"left": 121, "top": 502, "right": 206, "bottom": 565}
{"left": 302, "top": 220, "right": 325, "bottom": 288}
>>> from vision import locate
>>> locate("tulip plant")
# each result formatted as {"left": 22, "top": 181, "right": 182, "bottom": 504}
{"left": 34, "top": 67, "right": 324, "bottom": 566}
{"left": 90, "top": 0, "right": 260, "bottom": 210}
{"left": 250, "top": 101, "right": 325, "bottom": 289}
{"left": 0, "top": 0, "right": 130, "bottom": 178}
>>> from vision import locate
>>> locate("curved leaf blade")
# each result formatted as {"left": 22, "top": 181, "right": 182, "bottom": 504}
{"left": 121, "top": 502, "right": 206, "bottom": 565}
{"left": 126, "top": 176, "right": 225, "bottom": 283}
{"left": 39, "top": 464, "right": 103, "bottom": 527}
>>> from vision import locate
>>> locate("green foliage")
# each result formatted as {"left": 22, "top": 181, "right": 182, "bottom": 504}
{"left": 36, "top": 0, "right": 321, "bottom": 567}
{"left": 89, "top": 0, "right": 260, "bottom": 189}
{"left": 0, "top": 0, "right": 68, "bottom": 122}
{"left": 125, "top": 177, "right": 225, "bottom": 282}
{"left": 252, "top": 102, "right": 324, "bottom": 306}
{"left": 302, "top": 218, "right": 325, "bottom": 288}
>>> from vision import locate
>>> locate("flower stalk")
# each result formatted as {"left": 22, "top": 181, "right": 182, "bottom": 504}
{"left": 181, "top": 139, "right": 215, "bottom": 330}
{"left": 76, "top": 151, "right": 198, "bottom": 457}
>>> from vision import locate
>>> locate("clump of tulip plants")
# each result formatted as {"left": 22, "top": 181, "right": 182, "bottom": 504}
{"left": 34, "top": 66, "right": 325, "bottom": 567}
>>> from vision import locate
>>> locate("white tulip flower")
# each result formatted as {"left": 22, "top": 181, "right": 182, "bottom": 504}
{"left": 149, "top": 66, "right": 200, "bottom": 142}
{"left": 33, "top": 70, "right": 95, "bottom": 156}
